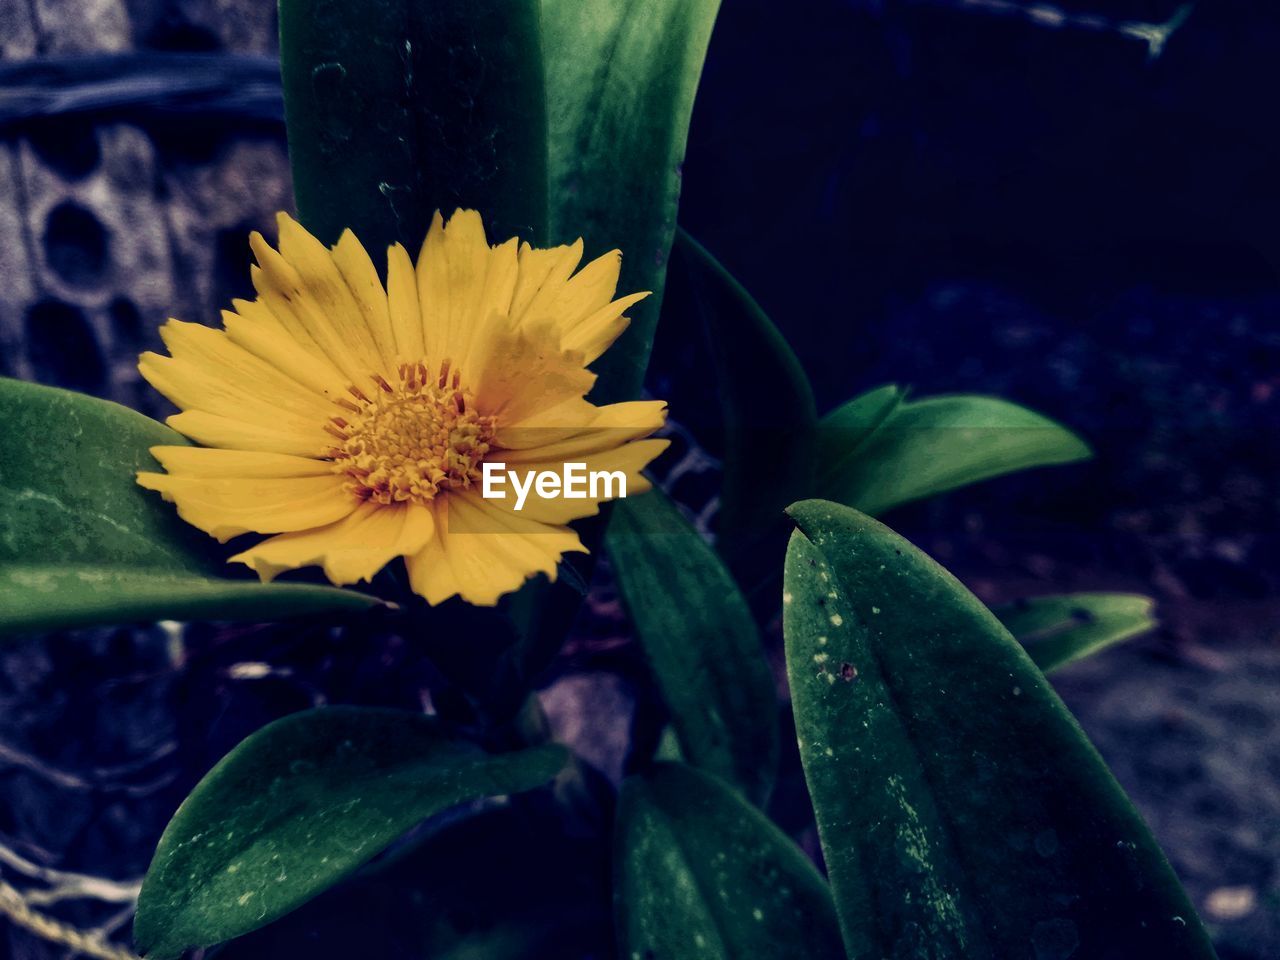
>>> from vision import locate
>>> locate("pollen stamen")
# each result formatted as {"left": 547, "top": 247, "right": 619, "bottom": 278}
{"left": 328, "top": 361, "right": 496, "bottom": 506}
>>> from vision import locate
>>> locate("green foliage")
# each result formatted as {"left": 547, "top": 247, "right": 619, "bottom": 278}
{"left": 134, "top": 707, "right": 568, "bottom": 958}
{"left": 997, "top": 592, "right": 1158, "bottom": 673}
{"left": 280, "top": 0, "right": 548, "bottom": 251}
{"left": 10, "top": 5, "right": 1204, "bottom": 958}
{"left": 211, "top": 802, "right": 614, "bottom": 960}
{"left": 0, "top": 379, "right": 375, "bottom": 637}
{"left": 543, "top": 0, "right": 720, "bottom": 403}
{"left": 783, "top": 500, "right": 1216, "bottom": 960}
{"left": 673, "top": 230, "right": 816, "bottom": 552}
{"left": 816, "top": 382, "right": 904, "bottom": 459}
{"left": 817, "top": 387, "right": 1092, "bottom": 516}
{"left": 614, "top": 762, "right": 844, "bottom": 960}
{"left": 606, "top": 490, "right": 777, "bottom": 805}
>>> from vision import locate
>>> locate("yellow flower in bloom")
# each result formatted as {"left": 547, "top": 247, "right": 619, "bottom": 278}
{"left": 137, "top": 210, "right": 668, "bottom": 605}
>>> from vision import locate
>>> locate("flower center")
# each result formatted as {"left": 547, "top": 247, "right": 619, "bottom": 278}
{"left": 327, "top": 360, "right": 496, "bottom": 505}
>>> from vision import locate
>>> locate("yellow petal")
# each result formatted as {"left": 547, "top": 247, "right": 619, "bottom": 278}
{"left": 495, "top": 400, "right": 667, "bottom": 459}
{"left": 401, "top": 505, "right": 453, "bottom": 605}
{"left": 245, "top": 263, "right": 332, "bottom": 360}
{"left": 519, "top": 249, "right": 622, "bottom": 342}
{"left": 250, "top": 218, "right": 381, "bottom": 387}
{"left": 472, "top": 325, "right": 595, "bottom": 427}
{"left": 561, "top": 291, "right": 648, "bottom": 364}
{"left": 555, "top": 249, "right": 622, "bottom": 316}
{"left": 165, "top": 410, "right": 329, "bottom": 458}
{"left": 141, "top": 321, "right": 334, "bottom": 427}
{"left": 386, "top": 242, "right": 425, "bottom": 361}
{"left": 150, "top": 447, "right": 332, "bottom": 478}
{"left": 276, "top": 215, "right": 387, "bottom": 379}
{"left": 231, "top": 501, "right": 434, "bottom": 585}
{"left": 415, "top": 211, "right": 450, "bottom": 363}
{"left": 136, "top": 473, "right": 354, "bottom": 542}
{"left": 417, "top": 209, "right": 518, "bottom": 373}
{"left": 405, "top": 492, "right": 584, "bottom": 606}
{"left": 222, "top": 299, "right": 347, "bottom": 398}
{"left": 478, "top": 438, "right": 668, "bottom": 524}
{"left": 510, "top": 239, "right": 583, "bottom": 328}
{"left": 331, "top": 229, "right": 399, "bottom": 374}
{"left": 457, "top": 237, "right": 520, "bottom": 377}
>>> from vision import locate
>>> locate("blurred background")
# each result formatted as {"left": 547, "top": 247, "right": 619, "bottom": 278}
{"left": 0, "top": 0, "right": 1277, "bottom": 957}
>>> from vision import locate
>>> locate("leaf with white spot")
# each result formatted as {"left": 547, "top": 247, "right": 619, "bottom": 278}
{"left": 0, "top": 378, "right": 378, "bottom": 637}
{"left": 783, "top": 499, "right": 1216, "bottom": 960}
{"left": 134, "top": 707, "right": 568, "bottom": 958}
{"left": 615, "top": 761, "right": 843, "bottom": 960}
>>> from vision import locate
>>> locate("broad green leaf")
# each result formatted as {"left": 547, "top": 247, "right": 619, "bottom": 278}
{"left": 280, "top": 0, "right": 547, "bottom": 251}
{"left": 214, "top": 802, "right": 615, "bottom": 960}
{"left": 615, "top": 762, "right": 843, "bottom": 960}
{"left": 543, "top": 0, "right": 720, "bottom": 402}
{"left": 134, "top": 706, "right": 568, "bottom": 958}
{"left": 783, "top": 500, "right": 1216, "bottom": 960}
{"left": 606, "top": 490, "right": 777, "bottom": 805}
{"left": 814, "top": 383, "right": 904, "bottom": 478}
{"left": 996, "top": 592, "right": 1158, "bottom": 673}
{"left": 0, "top": 567, "right": 375, "bottom": 636}
{"left": 0, "top": 379, "right": 376, "bottom": 637}
{"left": 816, "top": 391, "right": 1091, "bottom": 516}
{"left": 674, "top": 229, "right": 816, "bottom": 552}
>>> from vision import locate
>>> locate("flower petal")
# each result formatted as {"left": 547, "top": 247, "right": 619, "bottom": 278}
{"left": 136, "top": 473, "right": 355, "bottom": 542}
{"left": 150, "top": 447, "right": 332, "bottom": 478}
{"left": 561, "top": 291, "right": 649, "bottom": 364}
{"left": 331, "top": 229, "right": 399, "bottom": 375}
{"left": 416, "top": 210, "right": 522, "bottom": 377}
{"left": 495, "top": 400, "right": 667, "bottom": 459}
{"left": 164, "top": 410, "right": 330, "bottom": 458}
{"left": 479, "top": 438, "right": 668, "bottom": 525}
{"left": 249, "top": 215, "right": 383, "bottom": 386}
{"left": 472, "top": 325, "right": 596, "bottom": 427}
{"left": 221, "top": 299, "right": 347, "bottom": 398}
{"left": 418, "top": 209, "right": 486, "bottom": 366}
{"left": 510, "top": 239, "right": 583, "bottom": 328}
{"left": 405, "top": 492, "right": 584, "bottom": 606}
{"left": 140, "top": 320, "right": 334, "bottom": 429}
{"left": 230, "top": 501, "right": 434, "bottom": 585}
{"left": 457, "top": 237, "right": 519, "bottom": 377}
{"left": 386, "top": 242, "right": 425, "bottom": 361}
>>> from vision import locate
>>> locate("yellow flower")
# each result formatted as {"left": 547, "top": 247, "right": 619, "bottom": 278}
{"left": 137, "top": 210, "right": 668, "bottom": 605}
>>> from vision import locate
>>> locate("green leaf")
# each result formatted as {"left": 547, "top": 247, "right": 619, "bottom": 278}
{"left": 815, "top": 383, "right": 904, "bottom": 473}
{"left": 816, "top": 391, "right": 1091, "bottom": 516}
{"left": 606, "top": 490, "right": 777, "bottom": 805}
{"left": 615, "top": 762, "right": 844, "bottom": 960}
{"left": 783, "top": 500, "right": 1216, "bottom": 960}
{"left": 280, "top": 0, "right": 547, "bottom": 251}
{"left": 996, "top": 592, "right": 1158, "bottom": 673}
{"left": 134, "top": 706, "right": 568, "bottom": 958}
{"left": 0, "top": 567, "right": 376, "bottom": 637}
{"left": 674, "top": 229, "right": 816, "bottom": 552}
{"left": 543, "top": 0, "right": 720, "bottom": 402}
{"left": 0, "top": 378, "right": 375, "bottom": 637}
{"left": 213, "top": 801, "right": 615, "bottom": 960}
